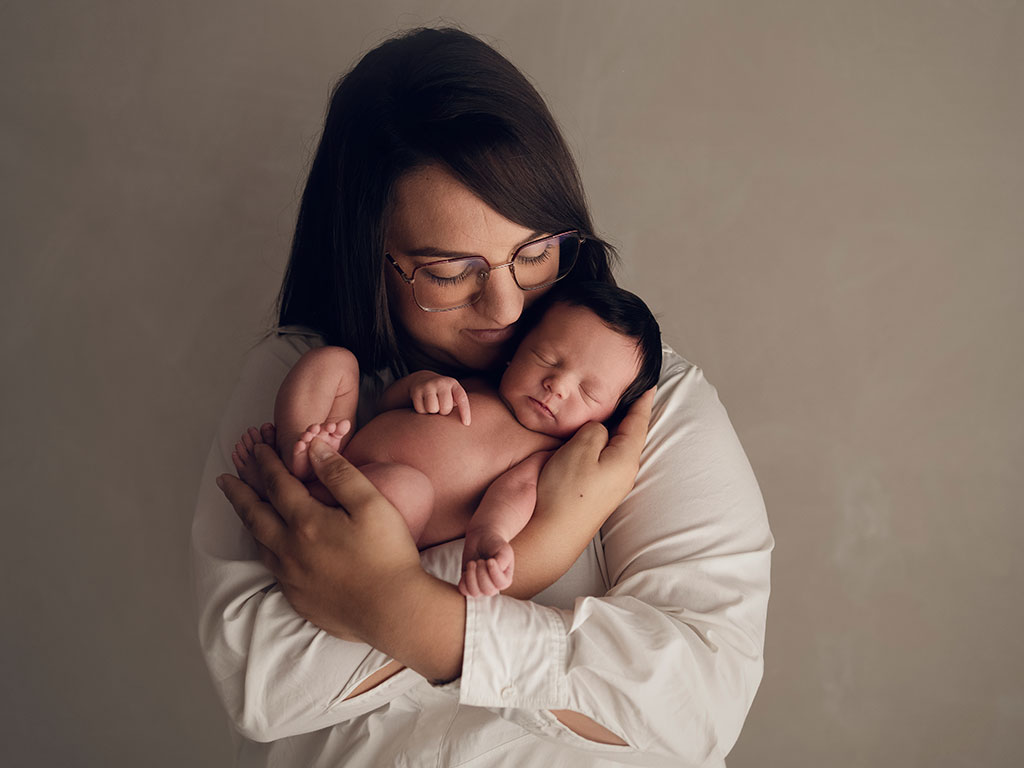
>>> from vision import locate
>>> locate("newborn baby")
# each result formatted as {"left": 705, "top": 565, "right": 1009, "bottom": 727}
{"left": 234, "top": 282, "right": 661, "bottom": 596}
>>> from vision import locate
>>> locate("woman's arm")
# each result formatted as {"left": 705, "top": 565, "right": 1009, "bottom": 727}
{"left": 211, "top": 343, "right": 770, "bottom": 758}
{"left": 221, "top": 385, "right": 658, "bottom": 745}
{"left": 456, "top": 350, "right": 773, "bottom": 763}
{"left": 191, "top": 332, "right": 428, "bottom": 741}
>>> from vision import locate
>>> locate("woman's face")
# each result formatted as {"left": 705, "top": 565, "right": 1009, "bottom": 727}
{"left": 384, "top": 165, "right": 556, "bottom": 373}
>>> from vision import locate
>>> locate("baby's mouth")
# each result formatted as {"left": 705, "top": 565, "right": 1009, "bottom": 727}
{"left": 529, "top": 397, "right": 555, "bottom": 419}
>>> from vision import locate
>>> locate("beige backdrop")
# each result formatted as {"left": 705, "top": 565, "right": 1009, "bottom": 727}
{"left": 2, "top": 1, "right": 1021, "bottom": 766}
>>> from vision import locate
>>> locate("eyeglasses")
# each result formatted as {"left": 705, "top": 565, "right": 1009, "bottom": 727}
{"left": 385, "top": 230, "right": 584, "bottom": 312}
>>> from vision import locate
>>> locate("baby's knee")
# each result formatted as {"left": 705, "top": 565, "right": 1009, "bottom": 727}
{"left": 304, "top": 345, "right": 360, "bottom": 380}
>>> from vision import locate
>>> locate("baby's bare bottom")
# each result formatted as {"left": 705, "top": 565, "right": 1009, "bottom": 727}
{"left": 238, "top": 427, "right": 435, "bottom": 545}
{"left": 357, "top": 462, "right": 434, "bottom": 546}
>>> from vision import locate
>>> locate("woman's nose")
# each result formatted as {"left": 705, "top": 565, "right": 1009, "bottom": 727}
{"left": 474, "top": 266, "right": 524, "bottom": 327}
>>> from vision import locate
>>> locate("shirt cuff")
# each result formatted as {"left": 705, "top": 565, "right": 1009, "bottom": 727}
{"left": 460, "top": 595, "right": 570, "bottom": 709}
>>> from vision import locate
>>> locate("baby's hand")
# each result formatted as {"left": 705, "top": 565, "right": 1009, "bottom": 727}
{"left": 459, "top": 529, "right": 514, "bottom": 597}
{"left": 408, "top": 371, "right": 471, "bottom": 426}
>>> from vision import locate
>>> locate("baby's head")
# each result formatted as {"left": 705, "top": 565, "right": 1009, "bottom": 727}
{"left": 499, "top": 282, "right": 661, "bottom": 438}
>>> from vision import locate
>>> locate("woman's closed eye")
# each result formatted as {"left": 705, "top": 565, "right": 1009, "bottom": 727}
{"left": 423, "top": 261, "right": 476, "bottom": 285}
{"left": 517, "top": 241, "right": 555, "bottom": 265}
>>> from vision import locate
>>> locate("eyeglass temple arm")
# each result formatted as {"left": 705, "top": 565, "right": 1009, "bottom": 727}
{"left": 384, "top": 253, "right": 413, "bottom": 283}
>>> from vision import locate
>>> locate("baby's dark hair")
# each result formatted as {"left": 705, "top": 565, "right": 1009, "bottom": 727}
{"left": 530, "top": 281, "right": 661, "bottom": 426}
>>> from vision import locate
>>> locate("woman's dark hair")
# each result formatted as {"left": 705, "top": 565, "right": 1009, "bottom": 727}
{"left": 277, "top": 27, "right": 617, "bottom": 376}
{"left": 540, "top": 281, "right": 661, "bottom": 427}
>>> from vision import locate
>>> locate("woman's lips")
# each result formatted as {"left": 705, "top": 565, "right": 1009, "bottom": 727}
{"left": 464, "top": 325, "right": 516, "bottom": 344}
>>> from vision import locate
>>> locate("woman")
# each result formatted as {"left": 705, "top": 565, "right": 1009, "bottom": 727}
{"left": 193, "top": 27, "right": 772, "bottom": 767}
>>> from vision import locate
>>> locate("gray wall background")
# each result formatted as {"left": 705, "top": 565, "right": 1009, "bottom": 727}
{"left": 2, "top": 1, "right": 1021, "bottom": 765}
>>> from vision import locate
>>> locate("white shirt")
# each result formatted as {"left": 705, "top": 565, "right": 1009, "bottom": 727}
{"left": 191, "top": 330, "right": 773, "bottom": 767}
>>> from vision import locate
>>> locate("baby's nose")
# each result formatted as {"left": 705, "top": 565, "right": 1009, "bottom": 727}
{"left": 544, "top": 374, "right": 568, "bottom": 398}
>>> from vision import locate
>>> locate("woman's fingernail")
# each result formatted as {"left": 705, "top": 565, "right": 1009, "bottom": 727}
{"left": 309, "top": 439, "right": 331, "bottom": 461}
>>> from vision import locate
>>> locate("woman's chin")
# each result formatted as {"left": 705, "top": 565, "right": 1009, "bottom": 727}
{"left": 453, "top": 342, "right": 513, "bottom": 373}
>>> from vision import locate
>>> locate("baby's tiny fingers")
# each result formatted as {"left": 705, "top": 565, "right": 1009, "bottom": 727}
{"left": 486, "top": 558, "right": 510, "bottom": 592}
{"left": 437, "top": 388, "right": 454, "bottom": 415}
{"left": 427, "top": 390, "right": 442, "bottom": 413}
{"left": 463, "top": 560, "right": 482, "bottom": 597}
{"left": 412, "top": 391, "right": 426, "bottom": 414}
{"left": 454, "top": 385, "right": 471, "bottom": 426}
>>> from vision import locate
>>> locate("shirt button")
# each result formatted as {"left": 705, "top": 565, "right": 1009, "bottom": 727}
{"left": 501, "top": 684, "right": 515, "bottom": 700}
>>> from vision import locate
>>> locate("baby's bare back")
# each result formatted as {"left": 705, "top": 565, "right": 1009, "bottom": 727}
{"left": 343, "top": 380, "right": 561, "bottom": 543}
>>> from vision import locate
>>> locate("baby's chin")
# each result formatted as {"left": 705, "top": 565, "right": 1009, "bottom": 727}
{"left": 533, "top": 419, "right": 583, "bottom": 440}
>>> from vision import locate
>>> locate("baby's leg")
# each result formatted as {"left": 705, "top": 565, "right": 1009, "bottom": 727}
{"left": 275, "top": 346, "right": 361, "bottom": 481}
{"left": 459, "top": 451, "right": 553, "bottom": 597}
{"left": 357, "top": 462, "right": 435, "bottom": 546}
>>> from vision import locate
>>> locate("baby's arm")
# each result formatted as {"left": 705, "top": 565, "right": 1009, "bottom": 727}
{"left": 459, "top": 450, "right": 553, "bottom": 597}
{"left": 377, "top": 371, "right": 471, "bottom": 426}
{"left": 274, "top": 346, "right": 360, "bottom": 480}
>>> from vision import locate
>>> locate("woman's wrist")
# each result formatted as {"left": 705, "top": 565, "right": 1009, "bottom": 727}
{"left": 368, "top": 568, "right": 466, "bottom": 685}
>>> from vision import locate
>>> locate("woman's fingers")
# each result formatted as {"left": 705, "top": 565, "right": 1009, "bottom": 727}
{"left": 602, "top": 387, "right": 655, "bottom": 463}
{"left": 249, "top": 443, "right": 314, "bottom": 519}
{"left": 216, "top": 472, "right": 287, "bottom": 551}
{"left": 306, "top": 436, "right": 385, "bottom": 514}
{"left": 254, "top": 539, "right": 282, "bottom": 573}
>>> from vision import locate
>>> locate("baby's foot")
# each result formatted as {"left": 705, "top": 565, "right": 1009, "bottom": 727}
{"left": 292, "top": 420, "right": 352, "bottom": 480}
{"left": 458, "top": 530, "right": 514, "bottom": 597}
{"left": 231, "top": 423, "right": 277, "bottom": 500}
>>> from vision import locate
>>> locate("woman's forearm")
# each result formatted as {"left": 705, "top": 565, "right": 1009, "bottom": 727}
{"left": 364, "top": 570, "right": 466, "bottom": 685}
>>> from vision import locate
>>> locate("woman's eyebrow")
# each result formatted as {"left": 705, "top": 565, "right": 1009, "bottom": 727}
{"left": 403, "top": 231, "right": 548, "bottom": 262}
{"left": 405, "top": 246, "right": 478, "bottom": 260}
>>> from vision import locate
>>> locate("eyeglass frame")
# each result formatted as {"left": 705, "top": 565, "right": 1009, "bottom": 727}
{"left": 384, "top": 229, "right": 585, "bottom": 312}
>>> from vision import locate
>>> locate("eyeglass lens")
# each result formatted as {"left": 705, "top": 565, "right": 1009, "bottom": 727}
{"left": 413, "top": 232, "right": 580, "bottom": 311}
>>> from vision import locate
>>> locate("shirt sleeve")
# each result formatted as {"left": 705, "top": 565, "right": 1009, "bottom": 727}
{"left": 190, "top": 331, "right": 437, "bottom": 742}
{"left": 458, "top": 347, "right": 774, "bottom": 766}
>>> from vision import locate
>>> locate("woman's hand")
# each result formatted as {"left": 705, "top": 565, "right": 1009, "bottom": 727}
{"left": 216, "top": 439, "right": 467, "bottom": 683}
{"left": 540, "top": 387, "right": 654, "bottom": 510}
{"left": 520, "top": 388, "right": 656, "bottom": 562}
{"left": 216, "top": 439, "right": 424, "bottom": 643}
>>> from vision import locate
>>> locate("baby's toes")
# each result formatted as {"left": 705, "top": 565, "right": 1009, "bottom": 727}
{"left": 259, "top": 422, "right": 276, "bottom": 445}
{"left": 247, "top": 425, "right": 264, "bottom": 445}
